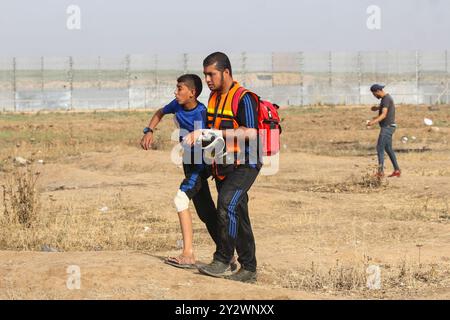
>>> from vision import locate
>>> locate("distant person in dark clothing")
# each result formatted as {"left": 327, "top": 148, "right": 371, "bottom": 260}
{"left": 367, "top": 84, "right": 401, "bottom": 178}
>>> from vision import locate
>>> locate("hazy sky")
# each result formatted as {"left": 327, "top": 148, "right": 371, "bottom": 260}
{"left": 0, "top": 0, "right": 449, "bottom": 56}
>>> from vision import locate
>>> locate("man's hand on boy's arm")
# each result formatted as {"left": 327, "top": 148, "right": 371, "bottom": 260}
{"left": 183, "top": 130, "right": 202, "bottom": 146}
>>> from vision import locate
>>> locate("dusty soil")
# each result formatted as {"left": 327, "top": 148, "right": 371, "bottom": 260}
{"left": 0, "top": 105, "right": 449, "bottom": 299}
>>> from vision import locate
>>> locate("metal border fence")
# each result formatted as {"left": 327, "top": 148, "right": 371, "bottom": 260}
{"left": 0, "top": 51, "right": 448, "bottom": 112}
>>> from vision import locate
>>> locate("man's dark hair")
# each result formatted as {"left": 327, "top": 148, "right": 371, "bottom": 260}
{"left": 370, "top": 84, "right": 385, "bottom": 92}
{"left": 177, "top": 74, "right": 203, "bottom": 98}
{"left": 203, "top": 52, "right": 232, "bottom": 77}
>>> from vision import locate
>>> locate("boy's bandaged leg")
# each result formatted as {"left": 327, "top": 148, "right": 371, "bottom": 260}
{"left": 174, "top": 190, "right": 190, "bottom": 212}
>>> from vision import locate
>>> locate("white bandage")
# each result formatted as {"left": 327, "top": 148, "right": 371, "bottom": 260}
{"left": 174, "top": 190, "right": 189, "bottom": 212}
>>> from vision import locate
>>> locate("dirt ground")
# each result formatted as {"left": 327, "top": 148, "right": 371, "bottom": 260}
{"left": 0, "top": 105, "right": 449, "bottom": 299}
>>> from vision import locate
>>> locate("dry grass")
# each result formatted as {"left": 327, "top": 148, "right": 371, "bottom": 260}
{"left": 259, "top": 258, "right": 449, "bottom": 298}
{"left": 0, "top": 105, "right": 449, "bottom": 299}
{"left": 0, "top": 163, "right": 193, "bottom": 252}
{"left": 307, "top": 166, "right": 389, "bottom": 193}
{"left": 1, "top": 165, "right": 40, "bottom": 228}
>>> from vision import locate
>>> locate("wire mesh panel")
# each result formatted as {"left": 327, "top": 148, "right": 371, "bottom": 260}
{"left": 420, "top": 51, "right": 448, "bottom": 105}
{"left": 129, "top": 54, "right": 157, "bottom": 109}
{"left": 329, "top": 52, "right": 360, "bottom": 105}
{"left": 0, "top": 51, "right": 448, "bottom": 111}
{"left": 302, "top": 52, "right": 332, "bottom": 105}
{"left": 71, "top": 56, "right": 128, "bottom": 110}
{"left": 0, "top": 57, "right": 14, "bottom": 111}
{"left": 271, "top": 52, "right": 302, "bottom": 105}
{"left": 14, "top": 57, "right": 48, "bottom": 111}
{"left": 150, "top": 54, "right": 184, "bottom": 106}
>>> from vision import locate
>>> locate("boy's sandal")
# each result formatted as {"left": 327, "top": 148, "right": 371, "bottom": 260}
{"left": 164, "top": 255, "right": 197, "bottom": 269}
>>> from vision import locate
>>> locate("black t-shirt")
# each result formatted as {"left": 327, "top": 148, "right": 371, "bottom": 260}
{"left": 235, "top": 92, "right": 262, "bottom": 169}
{"left": 379, "top": 94, "right": 395, "bottom": 127}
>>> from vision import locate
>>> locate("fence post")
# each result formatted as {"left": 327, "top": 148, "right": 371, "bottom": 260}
{"left": 328, "top": 51, "right": 333, "bottom": 105}
{"left": 385, "top": 50, "right": 390, "bottom": 88}
{"left": 299, "top": 51, "right": 304, "bottom": 106}
{"left": 125, "top": 54, "right": 131, "bottom": 109}
{"left": 97, "top": 56, "right": 102, "bottom": 90}
{"left": 41, "top": 56, "right": 45, "bottom": 107}
{"left": 328, "top": 51, "right": 332, "bottom": 89}
{"left": 415, "top": 50, "right": 420, "bottom": 105}
{"left": 12, "top": 57, "right": 16, "bottom": 112}
{"left": 357, "top": 51, "right": 362, "bottom": 105}
{"left": 446, "top": 50, "right": 449, "bottom": 105}
{"left": 68, "top": 56, "right": 74, "bottom": 110}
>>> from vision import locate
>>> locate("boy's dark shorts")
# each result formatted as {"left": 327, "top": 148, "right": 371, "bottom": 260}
{"left": 179, "top": 163, "right": 208, "bottom": 199}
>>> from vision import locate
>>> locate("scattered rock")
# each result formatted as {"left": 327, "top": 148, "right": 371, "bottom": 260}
{"left": 52, "top": 185, "right": 66, "bottom": 191}
{"left": 41, "top": 244, "right": 59, "bottom": 252}
{"left": 14, "top": 156, "right": 29, "bottom": 166}
{"left": 429, "top": 127, "right": 440, "bottom": 132}
{"left": 428, "top": 106, "right": 440, "bottom": 111}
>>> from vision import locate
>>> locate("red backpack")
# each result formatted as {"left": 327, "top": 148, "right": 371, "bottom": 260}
{"left": 231, "top": 88, "right": 282, "bottom": 156}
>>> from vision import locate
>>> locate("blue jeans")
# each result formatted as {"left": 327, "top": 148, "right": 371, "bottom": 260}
{"left": 377, "top": 126, "right": 400, "bottom": 172}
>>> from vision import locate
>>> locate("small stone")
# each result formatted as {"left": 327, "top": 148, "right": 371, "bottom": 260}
{"left": 41, "top": 244, "right": 59, "bottom": 252}
{"left": 99, "top": 206, "right": 109, "bottom": 213}
{"left": 430, "top": 127, "right": 440, "bottom": 132}
{"left": 14, "top": 157, "right": 29, "bottom": 166}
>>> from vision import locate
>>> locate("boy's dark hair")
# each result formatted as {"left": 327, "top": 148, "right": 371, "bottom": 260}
{"left": 203, "top": 52, "right": 232, "bottom": 77}
{"left": 177, "top": 74, "right": 203, "bottom": 98}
